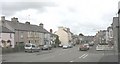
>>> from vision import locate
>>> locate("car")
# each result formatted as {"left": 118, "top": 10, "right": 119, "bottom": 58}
{"left": 58, "top": 44, "right": 63, "bottom": 47}
{"left": 68, "top": 44, "right": 73, "bottom": 48}
{"left": 79, "top": 44, "right": 88, "bottom": 51}
{"left": 24, "top": 43, "right": 40, "bottom": 53}
{"left": 96, "top": 45, "right": 104, "bottom": 51}
{"left": 89, "top": 41, "right": 94, "bottom": 46}
{"left": 42, "top": 45, "right": 52, "bottom": 50}
{"left": 83, "top": 44, "right": 90, "bottom": 49}
{"left": 63, "top": 45, "right": 68, "bottom": 49}
{"left": 72, "top": 43, "right": 76, "bottom": 46}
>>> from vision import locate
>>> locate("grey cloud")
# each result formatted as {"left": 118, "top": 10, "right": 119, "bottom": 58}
{"left": 1, "top": 2, "right": 56, "bottom": 16}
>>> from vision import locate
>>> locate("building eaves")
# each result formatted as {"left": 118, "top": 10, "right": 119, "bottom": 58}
{"left": 5, "top": 20, "right": 49, "bottom": 33}
{"left": 0, "top": 26, "right": 14, "bottom": 33}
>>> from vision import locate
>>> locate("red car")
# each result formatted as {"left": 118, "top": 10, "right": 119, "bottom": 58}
{"left": 79, "top": 44, "right": 89, "bottom": 51}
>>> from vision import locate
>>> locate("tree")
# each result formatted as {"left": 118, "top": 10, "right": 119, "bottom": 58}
{"left": 55, "top": 35, "right": 61, "bottom": 47}
{"left": 79, "top": 33, "right": 84, "bottom": 36}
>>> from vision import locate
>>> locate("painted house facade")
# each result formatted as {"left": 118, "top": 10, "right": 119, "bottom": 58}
{"left": 0, "top": 26, "right": 15, "bottom": 48}
{"left": 55, "top": 27, "right": 73, "bottom": 45}
{"left": 1, "top": 16, "right": 50, "bottom": 46}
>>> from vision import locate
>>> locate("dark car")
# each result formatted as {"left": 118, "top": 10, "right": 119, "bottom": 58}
{"left": 68, "top": 44, "right": 73, "bottom": 48}
{"left": 42, "top": 45, "right": 52, "bottom": 50}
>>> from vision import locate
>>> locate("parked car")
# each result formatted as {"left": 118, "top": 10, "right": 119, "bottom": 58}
{"left": 24, "top": 43, "right": 40, "bottom": 53}
{"left": 58, "top": 44, "right": 63, "bottom": 47}
{"left": 63, "top": 45, "right": 68, "bottom": 49}
{"left": 42, "top": 45, "right": 52, "bottom": 50}
{"left": 72, "top": 43, "right": 76, "bottom": 46}
{"left": 68, "top": 44, "right": 73, "bottom": 48}
{"left": 79, "top": 44, "right": 89, "bottom": 51}
{"left": 89, "top": 41, "right": 94, "bottom": 46}
{"left": 96, "top": 44, "right": 104, "bottom": 51}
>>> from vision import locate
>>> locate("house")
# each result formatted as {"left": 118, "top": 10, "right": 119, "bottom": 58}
{"left": 112, "top": 17, "right": 119, "bottom": 52}
{"left": 94, "top": 30, "right": 107, "bottom": 44}
{"left": 55, "top": 26, "right": 73, "bottom": 45}
{"left": 0, "top": 26, "right": 15, "bottom": 48}
{"left": 106, "top": 26, "right": 113, "bottom": 45}
{"left": 0, "top": 16, "right": 50, "bottom": 46}
{"left": 78, "top": 35, "right": 94, "bottom": 44}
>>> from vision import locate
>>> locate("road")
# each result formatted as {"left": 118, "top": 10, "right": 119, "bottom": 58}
{"left": 2, "top": 44, "right": 118, "bottom": 62}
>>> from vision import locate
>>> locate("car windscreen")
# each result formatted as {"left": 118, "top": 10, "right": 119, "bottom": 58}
{"left": 25, "top": 45, "right": 31, "bottom": 47}
{"left": 32, "top": 45, "right": 36, "bottom": 47}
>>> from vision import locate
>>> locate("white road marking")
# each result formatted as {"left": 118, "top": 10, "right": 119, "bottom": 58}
{"left": 83, "top": 54, "right": 88, "bottom": 58}
{"left": 70, "top": 60, "right": 74, "bottom": 62}
{"left": 79, "top": 54, "right": 87, "bottom": 58}
{"left": 63, "top": 49, "right": 68, "bottom": 51}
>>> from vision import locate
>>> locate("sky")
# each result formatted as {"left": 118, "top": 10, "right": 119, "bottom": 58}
{"left": 0, "top": 0, "right": 120, "bottom": 36}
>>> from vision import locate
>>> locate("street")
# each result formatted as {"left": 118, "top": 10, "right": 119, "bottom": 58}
{"left": 2, "top": 44, "right": 118, "bottom": 62}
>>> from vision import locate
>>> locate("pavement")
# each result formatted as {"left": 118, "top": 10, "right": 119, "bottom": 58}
{"left": 1, "top": 44, "right": 118, "bottom": 62}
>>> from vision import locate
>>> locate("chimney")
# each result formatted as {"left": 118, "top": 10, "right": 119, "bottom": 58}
{"left": 50, "top": 29, "right": 53, "bottom": 33}
{"left": 39, "top": 23, "right": 44, "bottom": 28}
{"left": 25, "top": 21, "right": 30, "bottom": 25}
{"left": 11, "top": 17, "right": 19, "bottom": 22}
{"left": 1, "top": 16, "right": 5, "bottom": 21}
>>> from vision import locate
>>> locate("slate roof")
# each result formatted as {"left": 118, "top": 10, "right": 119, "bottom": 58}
{"left": 0, "top": 26, "right": 14, "bottom": 33}
{"left": 4, "top": 20, "right": 49, "bottom": 33}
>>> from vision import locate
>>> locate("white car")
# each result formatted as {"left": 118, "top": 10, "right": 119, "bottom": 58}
{"left": 83, "top": 44, "right": 90, "bottom": 49}
{"left": 63, "top": 45, "right": 68, "bottom": 49}
{"left": 58, "top": 44, "right": 63, "bottom": 47}
{"left": 25, "top": 43, "right": 40, "bottom": 52}
{"left": 96, "top": 45, "right": 104, "bottom": 51}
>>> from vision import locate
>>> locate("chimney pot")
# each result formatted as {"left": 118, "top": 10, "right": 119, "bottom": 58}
{"left": 11, "top": 17, "right": 19, "bottom": 22}
{"left": 1, "top": 16, "right": 5, "bottom": 21}
{"left": 25, "top": 21, "right": 30, "bottom": 24}
{"left": 39, "top": 23, "right": 44, "bottom": 28}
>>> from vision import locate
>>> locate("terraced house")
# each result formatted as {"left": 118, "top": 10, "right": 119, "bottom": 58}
{"left": 55, "top": 26, "right": 73, "bottom": 45}
{"left": 0, "top": 26, "right": 15, "bottom": 48}
{"left": 0, "top": 16, "right": 50, "bottom": 47}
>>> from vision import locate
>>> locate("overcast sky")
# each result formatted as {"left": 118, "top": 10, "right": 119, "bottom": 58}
{"left": 0, "top": 0, "right": 120, "bottom": 36}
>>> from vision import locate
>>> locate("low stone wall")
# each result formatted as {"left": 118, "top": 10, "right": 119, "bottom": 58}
{"left": 2, "top": 45, "right": 24, "bottom": 54}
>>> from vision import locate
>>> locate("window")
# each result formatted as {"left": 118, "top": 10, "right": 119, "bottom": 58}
{"left": 25, "top": 45, "right": 31, "bottom": 47}
{"left": 32, "top": 45, "right": 35, "bottom": 47}
{"left": 21, "top": 32, "right": 23, "bottom": 38}
{"left": 29, "top": 40, "right": 30, "bottom": 43}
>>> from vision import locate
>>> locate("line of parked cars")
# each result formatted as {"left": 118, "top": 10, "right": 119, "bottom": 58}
{"left": 24, "top": 43, "right": 40, "bottom": 53}
{"left": 24, "top": 43, "right": 52, "bottom": 53}
{"left": 24, "top": 43, "right": 75, "bottom": 53}
{"left": 24, "top": 42, "right": 78, "bottom": 53}
{"left": 59, "top": 44, "right": 74, "bottom": 49}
